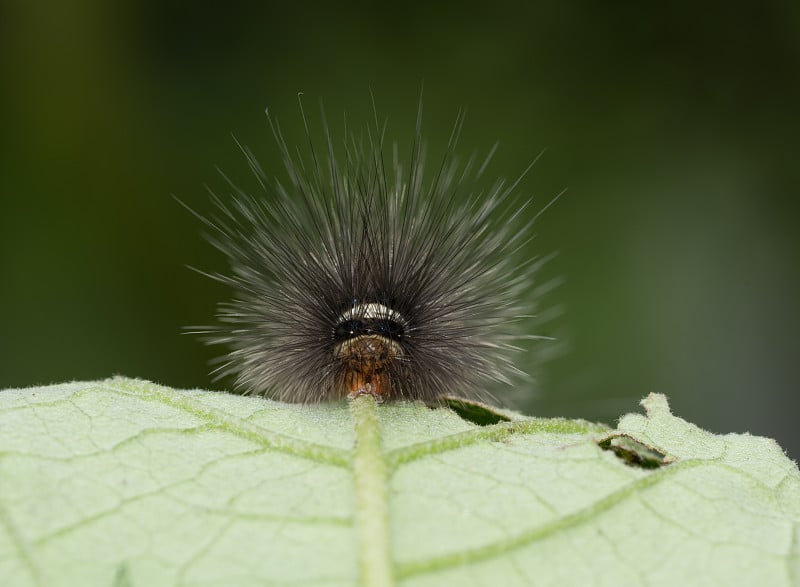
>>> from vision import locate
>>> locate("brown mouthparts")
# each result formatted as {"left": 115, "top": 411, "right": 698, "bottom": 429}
{"left": 335, "top": 335, "right": 401, "bottom": 400}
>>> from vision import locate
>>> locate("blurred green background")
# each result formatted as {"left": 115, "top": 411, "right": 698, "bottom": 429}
{"left": 1, "top": 3, "right": 798, "bottom": 458}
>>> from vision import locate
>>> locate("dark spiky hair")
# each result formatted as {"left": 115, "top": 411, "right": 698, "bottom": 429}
{"left": 186, "top": 99, "right": 550, "bottom": 404}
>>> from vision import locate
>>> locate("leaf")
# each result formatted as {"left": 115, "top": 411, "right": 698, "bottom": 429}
{"left": 0, "top": 378, "right": 797, "bottom": 586}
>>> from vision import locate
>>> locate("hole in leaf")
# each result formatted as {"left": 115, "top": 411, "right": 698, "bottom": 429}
{"left": 442, "top": 397, "right": 512, "bottom": 426}
{"left": 599, "top": 436, "right": 668, "bottom": 469}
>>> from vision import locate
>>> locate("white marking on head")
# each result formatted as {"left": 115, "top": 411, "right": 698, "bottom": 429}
{"left": 337, "top": 302, "right": 407, "bottom": 327}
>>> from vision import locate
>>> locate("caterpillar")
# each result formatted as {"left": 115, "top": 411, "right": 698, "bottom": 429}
{"left": 187, "top": 99, "right": 551, "bottom": 404}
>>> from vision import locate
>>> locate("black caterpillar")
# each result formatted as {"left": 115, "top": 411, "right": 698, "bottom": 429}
{"left": 188, "top": 100, "right": 550, "bottom": 403}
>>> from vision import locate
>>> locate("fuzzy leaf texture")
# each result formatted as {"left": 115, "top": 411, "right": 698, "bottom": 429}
{"left": 0, "top": 378, "right": 798, "bottom": 587}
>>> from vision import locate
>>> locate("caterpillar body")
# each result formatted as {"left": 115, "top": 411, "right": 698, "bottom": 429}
{"left": 190, "top": 102, "right": 548, "bottom": 404}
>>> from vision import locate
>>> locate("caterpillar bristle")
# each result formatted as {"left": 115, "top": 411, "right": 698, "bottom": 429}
{"left": 188, "top": 99, "right": 547, "bottom": 404}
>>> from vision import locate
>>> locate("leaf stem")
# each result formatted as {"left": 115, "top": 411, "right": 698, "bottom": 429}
{"left": 350, "top": 394, "right": 394, "bottom": 587}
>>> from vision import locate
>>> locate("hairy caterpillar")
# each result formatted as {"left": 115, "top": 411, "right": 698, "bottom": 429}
{"left": 188, "top": 99, "right": 550, "bottom": 404}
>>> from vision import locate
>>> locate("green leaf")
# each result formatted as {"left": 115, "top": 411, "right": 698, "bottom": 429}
{"left": 0, "top": 378, "right": 797, "bottom": 586}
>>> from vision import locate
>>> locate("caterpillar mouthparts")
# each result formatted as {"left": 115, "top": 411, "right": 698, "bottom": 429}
{"left": 187, "top": 99, "right": 549, "bottom": 404}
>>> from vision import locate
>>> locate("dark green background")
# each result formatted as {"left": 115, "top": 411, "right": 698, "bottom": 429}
{"left": 2, "top": 3, "right": 798, "bottom": 458}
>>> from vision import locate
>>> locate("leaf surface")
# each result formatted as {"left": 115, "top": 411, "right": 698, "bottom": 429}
{"left": 0, "top": 378, "right": 797, "bottom": 586}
